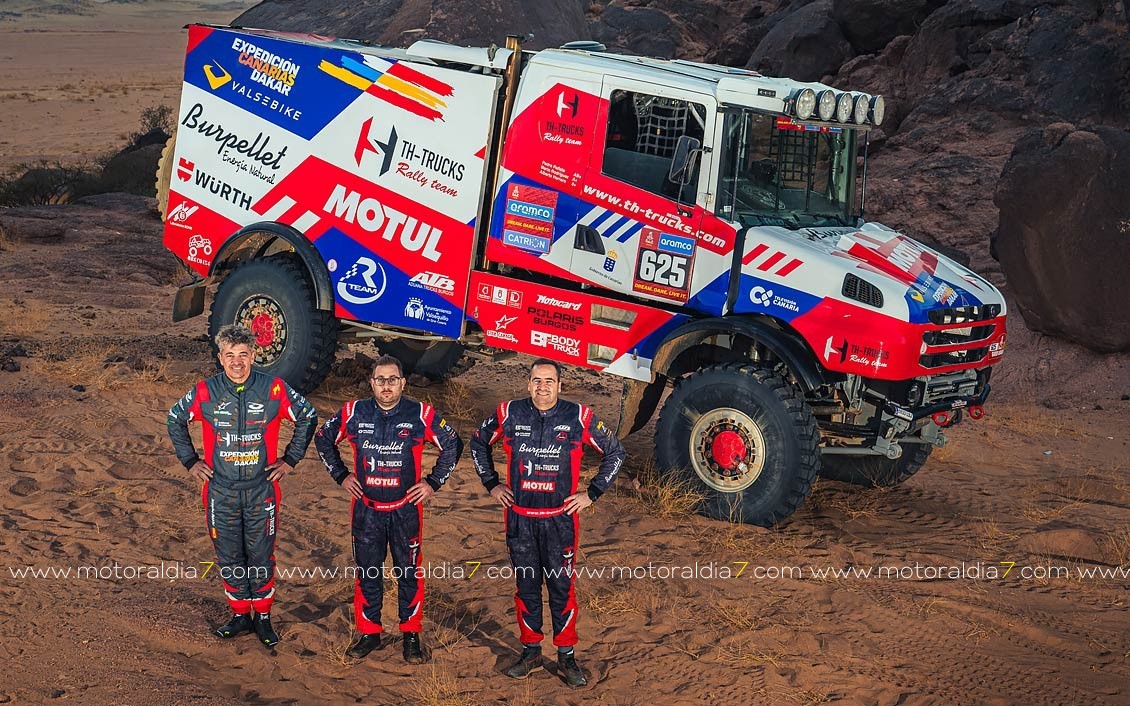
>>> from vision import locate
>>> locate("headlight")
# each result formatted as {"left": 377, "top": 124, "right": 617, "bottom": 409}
{"left": 817, "top": 90, "right": 836, "bottom": 121}
{"left": 835, "top": 93, "right": 853, "bottom": 122}
{"left": 794, "top": 88, "right": 816, "bottom": 120}
{"left": 869, "top": 95, "right": 885, "bottom": 126}
{"left": 853, "top": 93, "right": 870, "bottom": 124}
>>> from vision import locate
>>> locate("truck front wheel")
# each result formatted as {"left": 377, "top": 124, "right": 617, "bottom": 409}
{"left": 819, "top": 444, "right": 933, "bottom": 487}
{"left": 209, "top": 256, "right": 338, "bottom": 394}
{"left": 655, "top": 363, "right": 820, "bottom": 526}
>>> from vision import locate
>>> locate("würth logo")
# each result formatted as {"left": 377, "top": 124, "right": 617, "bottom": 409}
{"left": 355, "top": 117, "right": 398, "bottom": 176}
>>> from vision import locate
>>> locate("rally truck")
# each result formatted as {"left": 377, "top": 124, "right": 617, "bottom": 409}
{"left": 158, "top": 25, "right": 1006, "bottom": 526}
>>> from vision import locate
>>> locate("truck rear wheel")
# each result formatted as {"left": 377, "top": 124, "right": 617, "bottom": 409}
{"left": 154, "top": 130, "right": 176, "bottom": 221}
{"left": 819, "top": 444, "right": 933, "bottom": 487}
{"left": 376, "top": 339, "right": 472, "bottom": 380}
{"left": 209, "top": 256, "right": 338, "bottom": 394}
{"left": 655, "top": 363, "right": 820, "bottom": 526}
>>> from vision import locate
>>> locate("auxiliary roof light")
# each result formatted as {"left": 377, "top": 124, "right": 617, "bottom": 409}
{"left": 817, "top": 90, "right": 836, "bottom": 121}
{"left": 869, "top": 95, "right": 886, "bottom": 126}
{"left": 835, "top": 92, "right": 853, "bottom": 122}
{"left": 793, "top": 88, "right": 816, "bottom": 120}
{"left": 853, "top": 93, "right": 871, "bottom": 124}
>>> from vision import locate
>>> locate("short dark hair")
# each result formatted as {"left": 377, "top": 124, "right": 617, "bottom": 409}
{"left": 372, "top": 355, "right": 404, "bottom": 378}
{"left": 215, "top": 325, "right": 257, "bottom": 350}
{"left": 529, "top": 358, "right": 561, "bottom": 379}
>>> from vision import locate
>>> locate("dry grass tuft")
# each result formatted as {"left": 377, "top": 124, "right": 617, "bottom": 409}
{"left": 409, "top": 663, "right": 484, "bottom": 706}
{"left": 427, "top": 590, "right": 484, "bottom": 652}
{"left": 634, "top": 458, "right": 705, "bottom": 520}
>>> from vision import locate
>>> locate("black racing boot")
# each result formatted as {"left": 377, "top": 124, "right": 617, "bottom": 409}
{"left": 402, "top": 632, "right": 426, "bottom": 664}
{"left": 214, "top": 613, "right": 253, "bottom": 639}
{"left": 504, "top": 645, "right": 544, "bottom": 679}
{"left": 346, "top": 633, "right": 383, "bottom": 659}
{"left": 253, "top": 612, "right": 279, "bottom": 648}
{"left": 557, "top": 650, "right": 588, "bottom": 688}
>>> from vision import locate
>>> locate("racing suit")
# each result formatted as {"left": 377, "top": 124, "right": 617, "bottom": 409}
{"left": 470, "top": 398, "right": 625, "bottom": 647}
{"left": 167, "top": 370, "right": 317, "bottom": 615}
{"left": 314, "top": 397, "right": 463, "bottom": 635}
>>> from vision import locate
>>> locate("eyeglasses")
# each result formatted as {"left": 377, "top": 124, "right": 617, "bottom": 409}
{"left": 371, "top": 376, "right": 403, "bottom": 387}
{"left": 530, "top": 378, "right": 558, "bottom": 387}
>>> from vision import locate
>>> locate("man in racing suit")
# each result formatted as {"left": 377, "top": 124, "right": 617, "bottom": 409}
{"left": 167, "top": 325, "right": 317, "bottom": 648}
{"left": 471, "top": 358, "right": 625, "bottom": 687}
{"left": 314, "top": 355, "right": 463, "bottom": 664}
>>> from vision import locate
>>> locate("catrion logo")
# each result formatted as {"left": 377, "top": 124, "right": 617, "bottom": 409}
{"left": 203, "top": 60, "right": 232, "bottom": 90}
{"left": 335, "top": 257, "right": 387, "bottom": 305}
{"left": 556, "top": 91, "right": 579, "bottom": 119}
{"left": 355, "top": 117, "right": 397, "bottom": 175}
{"left": 177, "top": 157, "right": 195, "bottom": 182}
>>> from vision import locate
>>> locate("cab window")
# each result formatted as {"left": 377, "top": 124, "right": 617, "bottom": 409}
{"left": 602, "top": 89, "right": 706, "bottom": 200}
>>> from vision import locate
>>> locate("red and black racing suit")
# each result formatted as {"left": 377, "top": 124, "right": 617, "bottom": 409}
{"left": 470, "top": 398, "right": 625, "bottom": 647}
{"left": 314, "top": 397, "right": 463, "bottom": 635}
{"left": 167, "top": 370, "right": 317, "bottom": 615}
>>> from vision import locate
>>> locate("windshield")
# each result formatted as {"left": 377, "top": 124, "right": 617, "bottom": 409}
{"left": 716, "top": 111, "right": 860, "bottom": 229}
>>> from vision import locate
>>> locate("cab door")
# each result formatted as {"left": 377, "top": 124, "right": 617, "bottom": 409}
{"left": 567, "top": 77, "right": 716, "bottom": 308}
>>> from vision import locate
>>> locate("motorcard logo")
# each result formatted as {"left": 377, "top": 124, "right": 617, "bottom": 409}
{"left": 355, "top": 117, "right": 397, "bottom": 176}
{"left": 177, "top": 157, "right": 195, "bottom": 182}
{"left": 323, "top": 185, "right": 444, "bottom": 262}
{"left": 520, "top": 479, "right": 556, "bottom": 492}
{"left": 408, "top": 271, "right": 455, "bottom": 295}
{"left": 187, "top": 234, "right": 213, "bottom": 265}
{"left": 334, "top": 257, "right": 387, "bottom": 305}
{"left": 476, "top": 283, "right": 523, "bottom": 308}
{"left": 531, "top": 330, "right": 581, "bottom": 357}
{"left": 231, "top": 37, "right": 301, "bottom": 96}
{"left": 193, "top": 169, "right": 252, "bottom": 210}
{"left": 180, "top": 103, "right": 288, "bottom": 182}
{"left": 535, "top": 294, "right": 582, "bottom": 311}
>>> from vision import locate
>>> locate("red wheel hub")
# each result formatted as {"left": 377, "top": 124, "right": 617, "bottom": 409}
{"left": 250, "top": 313, "right": 276, "bottom": 347}
{"left": 710, "top": 430, "right": 747, "bottom": 470}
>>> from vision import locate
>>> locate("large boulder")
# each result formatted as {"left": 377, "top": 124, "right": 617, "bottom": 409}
{"left": 746, "top": 0, "right": 854, "bottom": 81}
{"left": 831, "top": 0, "right": 946, "bottom": 55}
{"left": 993, "top": 124, "right": 1130, "bottom": 352}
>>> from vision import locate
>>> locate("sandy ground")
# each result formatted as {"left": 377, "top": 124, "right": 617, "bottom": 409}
{"left": 1, "top": 3, "right": 1128, "bottom": 704}
{"left": 0, "top": 1, "right": 253, "bottom": 170}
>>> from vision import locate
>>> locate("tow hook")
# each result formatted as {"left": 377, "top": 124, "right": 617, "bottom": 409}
{"left": 968, "top": 405, "right": 985, "bottom": 420}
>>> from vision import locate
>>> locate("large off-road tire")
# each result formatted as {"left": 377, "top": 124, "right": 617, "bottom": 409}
{"left": 209, "top": 257, "right": 338, "bottom": 394}
{"left": 155, "top": 130, "right": 176, "bottom": 221}
{"left": 819, "top": 444, "right": 933, "bottom": 488}
{"left": 376, "top": 339, "right": 472, "bottom": 380}
{"left": 655, "top": 363, "right": 820, "bottom": 526}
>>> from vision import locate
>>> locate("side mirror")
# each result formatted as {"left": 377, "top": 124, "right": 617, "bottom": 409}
{"left": 668, "top": 135, "right": 702, "bottom": 185}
